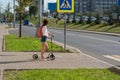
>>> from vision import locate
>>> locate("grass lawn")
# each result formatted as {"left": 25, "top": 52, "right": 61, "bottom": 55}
{"left": 3, "top": 69, "right": 120, "bottom": 80}
{"left": 46, "top": 18, "right": 120, "bottom": 33}
{"left": 5, "top": 35, "right": 63, "bottom": 52}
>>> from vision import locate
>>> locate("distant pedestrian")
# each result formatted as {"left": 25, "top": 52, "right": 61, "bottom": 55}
{"left": 40, "top": 19, "right": 54, "bottom": 61}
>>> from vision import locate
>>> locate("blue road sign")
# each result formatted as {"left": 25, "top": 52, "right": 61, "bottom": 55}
{"left": 48, "top": 3, "right": 56, "bottom": 11}
{"left": 57, "top": 0, "right": 74, "bottom": 13}
{"left": 118, "top": 0, "right": 120, "bottom": 6}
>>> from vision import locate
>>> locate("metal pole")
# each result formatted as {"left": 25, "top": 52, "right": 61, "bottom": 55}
{"left": 64, "top": 14, "right": 67, "bottom": 52}
{"left": 40, "top": 0, "right": 42, "bottom": 26}
{"left": 38, "top": 0, "right": 42, "bottom": 26}
{"left": 13, "top": 0, "right": 15, "bottom": 28}
{"left": 38, "top": 0, "right": 40, "bottom": 26}
{"left": 35, "top": 0, "right": 42, "bottom": 37}
{"left": 19, "top": 0, "right": 22, "bottom": 37}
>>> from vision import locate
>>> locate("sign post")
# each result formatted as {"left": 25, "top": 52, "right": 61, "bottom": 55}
{"left": 57, "top": 0, "right": 74, "bottom": 52}
{"left": 37, "top": 0, "right": 42, "bottom": 27}
{"left": 64, "top": 14, "right": 67, "bottom": 52}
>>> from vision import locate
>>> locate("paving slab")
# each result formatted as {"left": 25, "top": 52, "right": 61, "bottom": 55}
{"left": 0, "top": 52, "right": 113, "bottom": 70}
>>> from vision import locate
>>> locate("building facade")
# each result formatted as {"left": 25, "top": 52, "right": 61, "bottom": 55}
{"left": 75, "top": 0, "right": 118, "bottom": 14}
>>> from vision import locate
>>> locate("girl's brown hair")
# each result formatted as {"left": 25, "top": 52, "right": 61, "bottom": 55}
{"left": 42, "top": 19, "right": 48, "bottom": 26}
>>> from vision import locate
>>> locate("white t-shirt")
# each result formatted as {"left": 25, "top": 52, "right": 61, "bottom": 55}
{"left": 42, "top": 26, "right": 49, "bottom": 37}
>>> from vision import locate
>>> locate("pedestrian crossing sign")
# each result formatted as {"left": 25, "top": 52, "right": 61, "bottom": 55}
{"left": 57, "top": 0, "right": 74, "bottom": 13}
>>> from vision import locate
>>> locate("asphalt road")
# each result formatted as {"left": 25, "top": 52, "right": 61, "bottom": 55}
{"left": 9, "top": 25, "right": 120, "bottom": 67}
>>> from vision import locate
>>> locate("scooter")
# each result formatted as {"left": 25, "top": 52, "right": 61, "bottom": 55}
{"left": 33, "top": 37, "right": 55, "bottom": 61}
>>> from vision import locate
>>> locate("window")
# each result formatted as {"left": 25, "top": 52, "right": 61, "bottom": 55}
{"left": 100, "top": 1, "right": 103, "bottom": 4}
{"left": 104, "top": 5, "right": 108, "bottom": 7}
{"left": 84, "top": 5, "right": 87, "bottom": 7}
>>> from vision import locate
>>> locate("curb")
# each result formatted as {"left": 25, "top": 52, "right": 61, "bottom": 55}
{"left": 2, "top": 29, "right": 9, "bottom": 52}
{"left": 48, "top": 39, "right": 81, "bottom": 53}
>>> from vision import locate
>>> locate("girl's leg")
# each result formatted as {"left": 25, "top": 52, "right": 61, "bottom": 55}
{"left": 41, "top": 42, "right": 46, "bottom": 60}
{"left": 45, "top": 42, "right": 49, "bottom": 51}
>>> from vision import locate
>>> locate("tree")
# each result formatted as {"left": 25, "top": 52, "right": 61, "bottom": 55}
{"left": 110, "top": 5, "right": 120, "bottom": 26}
{"left": 5, "top": 3, "right": 11, "bottom": 22}
{"left": 15, "top": 0, "right": 33, "bottom": 38}
{"left": 29, "top": 5, "right": 38, "bottom": 17}
{"left": 87, "top": 13, "right": 92, "bottom": 24}
{"left": 108, "top": 15, "right": 113, "bottom": 25}
{"left": 78, "top": 15, "right": 83, "bottom": 24}
{"left": 72, "top": 1, "right": 76, "bottom": 23}
{"left": 95, "top": 14, "right": 100, "bottom": 24}
{"left": 72, "top": 13, "right": 76, "bottom": 23}
{"left": 66, "top": 14, "right": 70, "bottom": 23}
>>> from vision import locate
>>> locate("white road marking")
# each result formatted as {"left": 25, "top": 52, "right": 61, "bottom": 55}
{"left": 104, "top": 55, "right": 120, "bottom": 62}
{"left": 68, "top": 33, "right": 120, "bottom": 44}
{"left": 53, "top": 27, "right": 120, "bottom": 43}
{"left": 54, "top": 30, "right": 120, "bottom": 44}
{"left": 53, "top": 31, "right": 63, "bottom": 34}
{"left": 68, "top": 33, "right": 74, "bottom": 36}
{"left": 78, "top": 35, "right": 120, "bottom": 44}
{"left": 55, "top": 31, "right": 120, "bottom": 44}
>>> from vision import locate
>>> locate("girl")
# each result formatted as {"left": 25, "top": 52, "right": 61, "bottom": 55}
{"left": 40, "top": 19, "right": 54, "bottom": 60}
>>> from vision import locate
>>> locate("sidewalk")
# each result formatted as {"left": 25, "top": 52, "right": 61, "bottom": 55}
{"left": 0, "top": 24, "right": 114, "bottom": 70}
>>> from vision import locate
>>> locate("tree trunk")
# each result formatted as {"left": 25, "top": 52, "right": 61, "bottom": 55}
{"left": 19, "top": 13, "right": 22, "bottom": 38}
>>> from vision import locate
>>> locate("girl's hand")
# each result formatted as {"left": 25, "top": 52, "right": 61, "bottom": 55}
{"left": 48, "top": 33, "right": 55, "bottom": 38}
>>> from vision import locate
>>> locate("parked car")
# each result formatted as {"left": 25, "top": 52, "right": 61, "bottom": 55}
{"left": 101, "top": 17, "right": 110, "bottom": 23}
{"left": 82, "top": 16, "right": 88, "bottom": 21}
{"left": 23, "top": 19, "right": 29, "bottom": 25}
{"left": 91, "top": 17, "right": 97, "bottom": 21}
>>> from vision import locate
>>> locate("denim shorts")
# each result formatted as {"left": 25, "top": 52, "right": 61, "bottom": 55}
{"left": 41, "top": 36, "right": 47, "bottom": 42}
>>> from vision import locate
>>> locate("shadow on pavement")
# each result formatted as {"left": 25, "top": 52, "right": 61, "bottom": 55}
{"left": 0, "top": 54, "right": 16, "bottom": 56}
{"left": 0, "top": 59, "right": 34, "bottom": 64}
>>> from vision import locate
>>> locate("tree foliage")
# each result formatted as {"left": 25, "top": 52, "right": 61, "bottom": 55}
{"left": 95, "top": 14, "right": 100, "bottom": 24}
{"left": 15, "top": 0, "right": 33, "bottom": 13}
{"left": 29, "top": 5, "right": 38, "bottom": 17}
{"left": 5, "top": 3, "right": 12, "bottom": 22}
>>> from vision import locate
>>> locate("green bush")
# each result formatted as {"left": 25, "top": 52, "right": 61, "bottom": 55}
{"left": 87, "top": 18, "right": 92, "bottom": 24}
{"left": 90, "top": 22, "right": 96, "bottom": 26}
{"left": 108, "top": 19, "right": 114, "bottom": 25}
{"left": 95, "top": 14, "right": 101, "bottom": 24}
{"left": 66, "top": 16, "right": 70, "bottom": 23}
{"left": 72, "top": 19, "right": 76, "bottom": 23}
{"left": 78, "top": 17, "right": 83, "bottom": 24}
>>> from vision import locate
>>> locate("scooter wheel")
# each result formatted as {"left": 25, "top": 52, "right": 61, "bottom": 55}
{"left": 50, "top": 54, "right": 55, "bottom": 60}
{"left": 33, "top": 54, "right": 38, "bottom": 60}
{"left": 46, "top": 54, "right": 55, "bottom": 61}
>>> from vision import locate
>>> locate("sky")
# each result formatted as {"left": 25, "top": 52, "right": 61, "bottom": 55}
{"left": 0, "top": 0, "right": 56, "bottom": 12}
